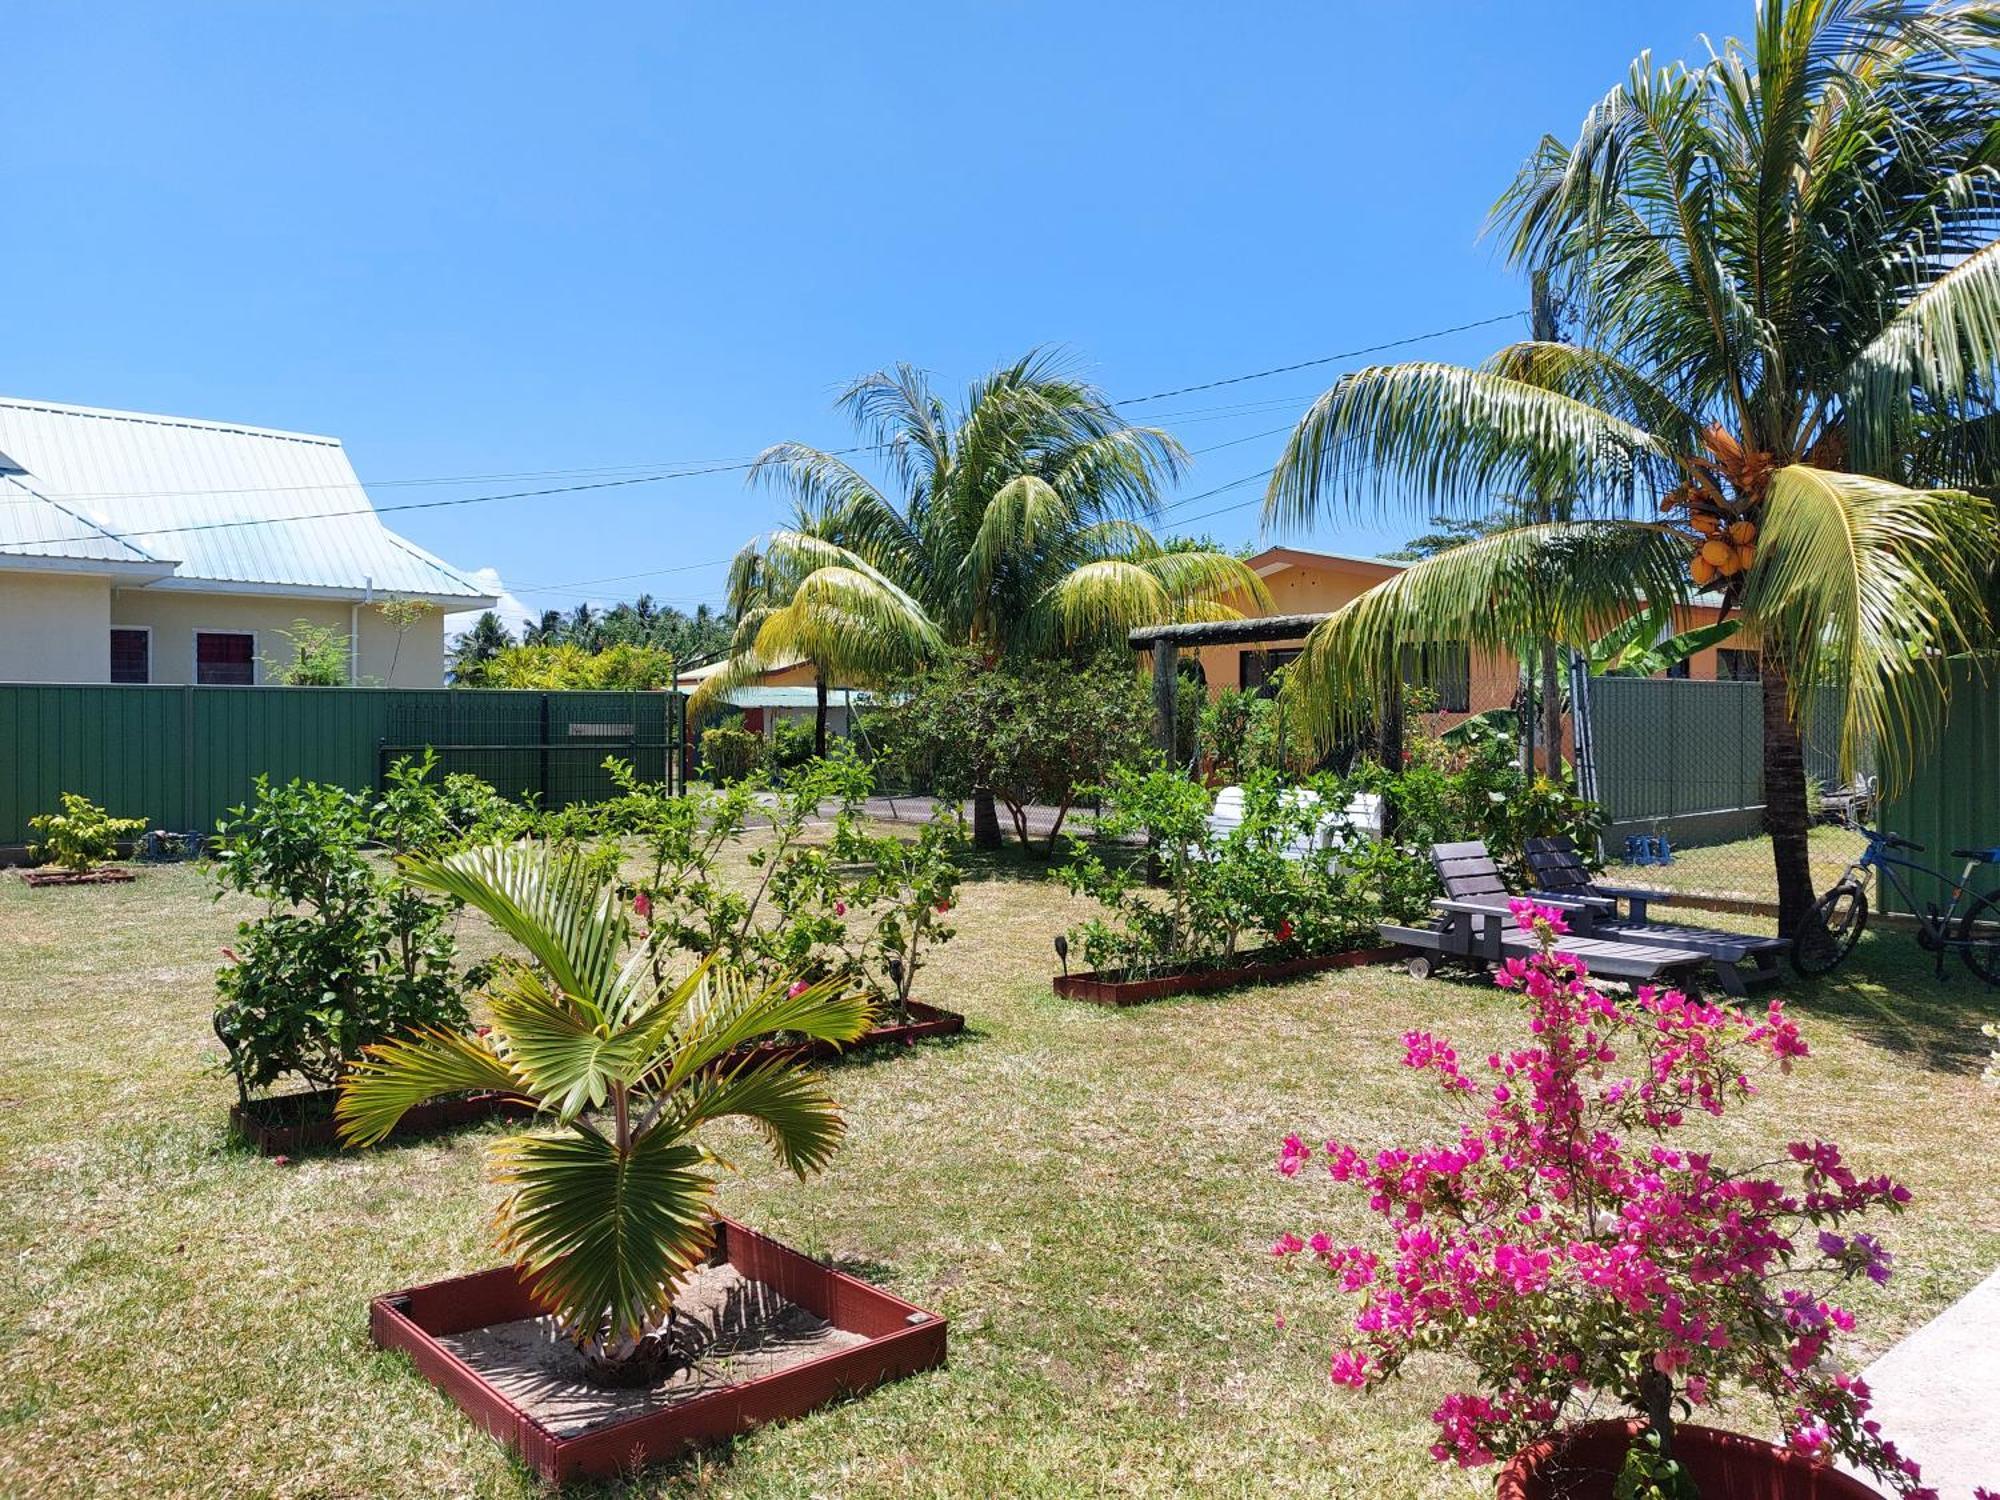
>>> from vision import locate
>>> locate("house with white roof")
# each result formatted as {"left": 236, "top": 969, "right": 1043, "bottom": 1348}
{"left": 0, "top": 397, "right": 495, "bottom": 685}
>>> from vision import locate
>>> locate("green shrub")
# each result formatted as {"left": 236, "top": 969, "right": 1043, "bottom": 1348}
{"left": 603, "top": 749, "right": 966, "bottom": 1018}
{"left": 770, "top": 717, "right": 818, "bottom": 774}
{"left": 700, "top": 725, "right": 764, "bottom": 784}
{"left": 27, "top": 792, "right": 146, "bottom": 872}
{"left": 210, "top": 775, "right": 474, "bottom": 1100}
{"left": 1059, "top": 768, "right": 1379, "bottom": 975}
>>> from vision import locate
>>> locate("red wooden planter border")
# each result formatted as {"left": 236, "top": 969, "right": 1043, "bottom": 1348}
{"left": 22, "top": 867, "right": 136, "bottom": 887}
{"left": 1497, "top": 1420, "right": 1887, "bottom": 1500}
{"left": 721, "top": 1000, "right": 965, "bottom": 1069}
{"left": 230, "top": 1089, "right": 533, "bottom": 1156}
{"left": 1052, "top": 945, "right": 1400, "bottom": 1006}
{"left": 369, "top": 1216, "right": 947, "bottom": 1483}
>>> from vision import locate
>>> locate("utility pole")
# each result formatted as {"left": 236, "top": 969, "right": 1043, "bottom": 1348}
{"left": 1530, "top": 270, "right": 1566, "bottom": 780}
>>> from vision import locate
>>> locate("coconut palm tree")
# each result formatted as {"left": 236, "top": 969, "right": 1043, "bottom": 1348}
{"left": 1265, "top": 0, "right": 1999, "bottom": 936}
{"left": 447, "top": 610, "right": 515, "bottom": 685}
{"left": 336, "top": 842, "right": 871, "bottom": 1375}
{"left": 698, "top": 350, "right": 1270, "bottom": 843}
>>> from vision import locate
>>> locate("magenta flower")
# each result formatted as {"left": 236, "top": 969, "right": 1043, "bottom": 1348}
{"left": 632, "top": 890, "right": 652, "bottom": 921}
{"left": 787, "top": 980, "right": 809, "bottom": 999}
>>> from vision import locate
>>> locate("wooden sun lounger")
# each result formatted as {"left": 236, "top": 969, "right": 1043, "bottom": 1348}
{"left": 1523, "top": 836, "right": 1789, "bottom": 996}
{"left": 1378, "top": 841, "right": 1713, "bottom": 990}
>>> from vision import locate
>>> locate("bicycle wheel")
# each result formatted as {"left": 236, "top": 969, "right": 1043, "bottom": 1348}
{"left": 1792, "top": 881, "right": 1868, "bottom": 976}
{"left": 1956, "top": 887, "right": 2000, "bottom": 987}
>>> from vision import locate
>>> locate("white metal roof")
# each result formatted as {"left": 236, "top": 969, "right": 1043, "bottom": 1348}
{"left": 722, "top": 686, "right": 883, "bottom": 709}
{"left": 0, "top": 397, "right": 495, "bottom": 603}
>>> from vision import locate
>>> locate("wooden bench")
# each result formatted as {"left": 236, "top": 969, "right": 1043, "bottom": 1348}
{"left": 1523, "top": 835, "right": 1789, "bottom": 996}
{"left": 1378, "top": 840, "right": 1715, "bottom": 992}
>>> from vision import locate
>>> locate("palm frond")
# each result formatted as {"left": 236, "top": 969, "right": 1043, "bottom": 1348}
{"left": 401, "top": 843, "right": 629, "bottom": 1013}
{"left": 336, "top": 1029, "right": 528, "bottom": 1147}
{"left": 1263, "top": 362, "right": 1667, "bottom": 533}
{"left": 1280, "top": 521, "right": 1688, "bottom": 743}
{"left": 654, "top": 1061, "right": 848, "bottom": 1179}
{"left": 1742, "top": 464, "right": 1995, "bottom": 780}
{"left": 493, "top": 1125, "right": 716, "bottom": 1342}
{"left": 1847, "top": 240, "right": 2000, "bottom": 470}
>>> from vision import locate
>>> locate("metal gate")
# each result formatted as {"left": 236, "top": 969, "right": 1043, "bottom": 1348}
{"left": 378, "top": 690, "right": 679, "bottom": 806}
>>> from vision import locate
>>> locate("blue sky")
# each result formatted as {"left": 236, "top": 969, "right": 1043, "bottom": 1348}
{"left": 6, "top": 2, "right": 1735, "bottom": 628}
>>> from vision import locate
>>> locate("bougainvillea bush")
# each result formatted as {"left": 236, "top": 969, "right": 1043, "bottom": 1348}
{"left": 1273, "top": 901, "right": 1937, "bottom": 1499}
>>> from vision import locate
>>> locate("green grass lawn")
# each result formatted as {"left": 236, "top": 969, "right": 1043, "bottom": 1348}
{"left": 1, "top": 841, "right": 1995, "bottom": 1498}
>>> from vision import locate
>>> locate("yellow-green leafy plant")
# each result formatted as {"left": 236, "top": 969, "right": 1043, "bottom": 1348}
{"left": 336, "top": 841, "right": 871, "bottom": 1378}
{"left": 27, "top": 792, "right": 145, "bottom": 873}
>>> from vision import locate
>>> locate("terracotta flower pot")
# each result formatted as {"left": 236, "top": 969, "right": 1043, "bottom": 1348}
{"left": 1497, "top": 1420, "right": 1888, "bottom": 1500}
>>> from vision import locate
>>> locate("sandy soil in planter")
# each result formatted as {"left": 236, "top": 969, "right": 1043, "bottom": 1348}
{"left": 435, "top": 1262, "right": 869, "bottom": 1439}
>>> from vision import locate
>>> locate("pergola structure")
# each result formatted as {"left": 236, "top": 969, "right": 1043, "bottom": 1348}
{"left": 1128, "top": 612, "right": 1331, "bottom": 755}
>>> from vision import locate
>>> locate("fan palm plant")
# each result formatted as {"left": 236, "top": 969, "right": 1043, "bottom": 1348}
{"left": 695, "top": 350, "right": 1270, "bottom": 843}
{"left": 335, "top": 842, "right": 872, "bottom": 1376}
{"left": 1266, "top": 0, "right": 2000, "bottom": 935}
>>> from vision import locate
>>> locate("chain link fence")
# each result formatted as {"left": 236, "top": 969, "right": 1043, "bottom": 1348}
{"left": 1574, "top": 671, "right": 1870, "bottom": 913}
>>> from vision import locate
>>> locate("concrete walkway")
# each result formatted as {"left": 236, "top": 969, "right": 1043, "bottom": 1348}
{"left": 1843, "top": 1267, "right": 2000, "bottom": 1498}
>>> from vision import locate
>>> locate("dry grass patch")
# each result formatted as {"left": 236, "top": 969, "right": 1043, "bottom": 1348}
{"left": 0, "top": 835, "right": 1993, "bottom": 1497}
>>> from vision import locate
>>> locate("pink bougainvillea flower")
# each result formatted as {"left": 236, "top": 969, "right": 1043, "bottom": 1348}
{"left": 834, "top": 900, "right": 847, "bottom": 916}
{"left": 632, "top": 890, "right": 652, "bottom": 921}
{"left": 787, "top": 980, "right": 810, "bottom": 999}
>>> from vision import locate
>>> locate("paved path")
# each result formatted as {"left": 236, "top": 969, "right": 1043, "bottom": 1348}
{"left": 1843, "top": 1267, "right": 2000, "bottom": 1498}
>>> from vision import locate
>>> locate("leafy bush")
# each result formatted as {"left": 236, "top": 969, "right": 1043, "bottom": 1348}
{"left": 770, "top": 717, "right": 818, "bottom": 774}
{"left": 266, "top": 620, "right": 351, "bottom": 686}
{"left": 603, "top": 750, "right": 965, "bottom": 1018}
{"left": 27, "top": 792, "right": 146, "bottom": 872}
{"left": 1198, "top": 687, "right": 1316, "bottom": 779}
{"left": 210, "top": 774, "right": 474, "bottom": 1100}
{"left": 1059, "top": 768, "right": 1378, "bottom": 975}
{"left": 700, "top": 725, "right": 764, "bottom": 785}
{"left": 477, "top": 641, "right": 679, "bottom": 689}
{"left": 878, "top": 650, "right": 1153, "bottom": 851}
{"left": 1271, "top": 906, "right": 1931, "bottom": 1498}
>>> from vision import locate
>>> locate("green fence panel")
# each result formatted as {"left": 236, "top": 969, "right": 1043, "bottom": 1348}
{"left": 1587, "top": 676, "right": 1855, "bottom": 847}
{"left": 1878, "top": 664, "right": 2000, "bottom": 916}
{"left": 1, "top": 685, "right": 683, "bottom": 846}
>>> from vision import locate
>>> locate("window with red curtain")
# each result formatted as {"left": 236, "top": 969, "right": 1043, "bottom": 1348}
{"left": 195, "top": 631, "right": 255, "bottom": 685}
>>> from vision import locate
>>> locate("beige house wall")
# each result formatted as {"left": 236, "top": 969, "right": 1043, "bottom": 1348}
{"left": 108, "top": 590, "right": 448, "bottom": 686}
{"left": 0, "top": 573, "right": 114, "bottom": 682}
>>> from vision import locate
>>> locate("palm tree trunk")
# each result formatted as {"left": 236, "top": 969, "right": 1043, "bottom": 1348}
{"left": 1541, "top": 643, "right": 1563, "bottom": 779}
{"left": 813, "top": 671, "right": 829, "bottom": 759}
{"left": 1762, "top": 653, "right": 1816, "bottom": 937}
{"left": 971, "top": 786, "right": 1002, "bottom": 849}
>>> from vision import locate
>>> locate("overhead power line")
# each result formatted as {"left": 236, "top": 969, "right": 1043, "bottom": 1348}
{"left": 4, "top": 309, "right": 1521, "bottom": 552}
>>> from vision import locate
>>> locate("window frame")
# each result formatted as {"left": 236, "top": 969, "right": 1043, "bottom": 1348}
{"left": 1239, "top": 646, "right": 1302, "bottom": 697}
{"left": 193, "top": 628, "right": 258, "bottom": 686}
{"left": 109, "top": 626, "right": 152, "bottom": 685}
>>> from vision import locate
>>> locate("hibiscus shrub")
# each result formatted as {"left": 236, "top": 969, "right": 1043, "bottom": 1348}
{"left": 1272, "top": 902, "right": 1933, "bottom": 1499}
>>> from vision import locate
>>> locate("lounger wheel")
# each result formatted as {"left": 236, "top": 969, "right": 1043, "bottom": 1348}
{"left": 1405, "top": 953, "right": 1436, "bottom": 981}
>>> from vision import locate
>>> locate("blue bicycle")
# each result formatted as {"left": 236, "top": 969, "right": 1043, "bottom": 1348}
{"left": 1792, "top": 826, "right": 2000, "bottom": 983}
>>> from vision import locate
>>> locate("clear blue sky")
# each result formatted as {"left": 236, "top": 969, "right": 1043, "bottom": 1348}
{"left": 6, "top": 2, "right": 1734, "bottom": 627}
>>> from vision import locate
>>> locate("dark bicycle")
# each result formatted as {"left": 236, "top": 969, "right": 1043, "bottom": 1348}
{"left": 1791, "top": 826, "right": 2000, "bottom": 983}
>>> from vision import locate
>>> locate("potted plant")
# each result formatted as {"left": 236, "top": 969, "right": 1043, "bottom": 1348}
{"left": 23, "top": 791, "right": 146, "bottom": 886}
{"left": 338, "top": 841, "right": 946, "bottom": 1483}
{"left": 1271, "top": 901, "right": 1935, "bottom": 1499}
{"left": 210, "top": 769, "right": 515, "bottom": 1154}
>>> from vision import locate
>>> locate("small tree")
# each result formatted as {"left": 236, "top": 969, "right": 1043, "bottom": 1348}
{"left": 267, "top": 620, "right": 351, "bottom": 686}
{"left": 884, "top": 650, "right": 1153, "bottom": 853}
{"left": 376, "top": 597, "right": 438, "bottom": 683}
{"left": 27, "top": 792, "right": 145, "bottom": 872}
{"left": 1272, "top": 903, "right": 1931, "bottom": 1497}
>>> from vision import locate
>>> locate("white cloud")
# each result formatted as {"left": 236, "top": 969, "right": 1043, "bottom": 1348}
{"left": 445, "top": 567, "right": 536, "bottom": 641}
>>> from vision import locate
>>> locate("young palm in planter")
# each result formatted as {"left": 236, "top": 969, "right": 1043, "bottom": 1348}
{"left": 338, "top": 840, "right": 952, "bottom": 1448}
{"left": 1270, "top": 903, "right": 1934, "bottom": 1499}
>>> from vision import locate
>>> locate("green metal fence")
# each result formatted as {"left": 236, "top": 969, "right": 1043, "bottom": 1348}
{"left": 1587, "top": 676, "right": 1849, "bottom": 844}
{"left": 1877, "top": 663, "right": 2000, "bottom": 917}
{"left": 0, "top": 684, "right": 681, "bottom": 848}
